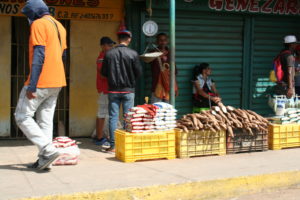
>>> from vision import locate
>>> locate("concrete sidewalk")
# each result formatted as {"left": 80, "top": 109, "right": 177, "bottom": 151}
{"left": 1, "top": 139, "right": 300, "bottom": 200}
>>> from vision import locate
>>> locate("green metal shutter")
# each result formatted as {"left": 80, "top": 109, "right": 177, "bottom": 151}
{"left": 251, "top": 16, "right": 300, "bottom": 115}
{"left": 145, "top": 10, "right": 244, "bottom": 116}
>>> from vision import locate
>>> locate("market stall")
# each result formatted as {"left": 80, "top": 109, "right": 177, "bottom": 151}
{"left": 115, "top": 101, "right": 271, "bottom": 162}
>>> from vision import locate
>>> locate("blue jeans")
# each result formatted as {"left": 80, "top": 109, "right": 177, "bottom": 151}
{"left": 108, "top": 93, "right": 135, "bottom": 148}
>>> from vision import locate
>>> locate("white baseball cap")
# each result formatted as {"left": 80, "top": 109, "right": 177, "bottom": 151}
{"left": 284, "top": 35, "right": 297, "bottom": 44}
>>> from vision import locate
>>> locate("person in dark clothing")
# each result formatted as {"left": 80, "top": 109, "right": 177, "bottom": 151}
{"left": 192, "top": 63, "right": 221, "bottom": 112}
{"left": 101, "top": 30, "right": 142, "bottom": 152}
{"left": 275, "top": 35, "right": 297, "bottom": 98}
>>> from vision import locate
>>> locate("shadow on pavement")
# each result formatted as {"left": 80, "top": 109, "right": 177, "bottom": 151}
{"left": 76, "top": 138, "right": 105, "bottom": 152}
{"left": 0, "top": 163, "right": 50, "bottom": 173}
{"left": 105, "top": 157, "right": 122, "bottom": 162}
{"left": 0, "top": 139, "right": 33, "bottom": 147}
{"left": 0, "top": 138, "right": 102, "bottom": 152}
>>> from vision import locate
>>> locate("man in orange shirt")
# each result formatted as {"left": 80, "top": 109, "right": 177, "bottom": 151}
{"left": 14, "top": 0, "right": 67, "bottom": 171}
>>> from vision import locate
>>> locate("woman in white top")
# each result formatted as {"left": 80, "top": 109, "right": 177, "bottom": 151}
{"left": 192, "top": 63, "right": 221, "bottom": 110}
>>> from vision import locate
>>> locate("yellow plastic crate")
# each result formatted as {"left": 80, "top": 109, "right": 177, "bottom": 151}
{"left": 175, "top": 129, "right": 226, "bottom": 158}
{"left": 115, "top": 129, "right": 176, "bottom": 163}
{"left": 269, "top": 124, "right": 300, "bottom": 150}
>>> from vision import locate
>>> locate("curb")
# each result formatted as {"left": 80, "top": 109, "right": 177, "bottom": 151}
{"left": 21, "top": 170, "right": 300, "bottom": 200}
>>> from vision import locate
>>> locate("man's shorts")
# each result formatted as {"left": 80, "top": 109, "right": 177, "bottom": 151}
{"left": 97, "top": 93, "right": 109, "bottom": 118}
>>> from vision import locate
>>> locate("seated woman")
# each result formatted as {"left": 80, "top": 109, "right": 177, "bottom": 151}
{"left": 192, "top": 63, "right": 221, "bottom": 112}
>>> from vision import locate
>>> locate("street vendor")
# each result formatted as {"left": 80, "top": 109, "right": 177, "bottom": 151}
{"left": 192, "top": 63, "right": 221, "bottom": 112}
{"left": 150, "top": 33, "right": 178, "bottom": 103}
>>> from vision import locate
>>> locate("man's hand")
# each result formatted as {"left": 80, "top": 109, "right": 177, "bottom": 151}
{"left": 286, "top": 88, "right": 294, "bottom": 99}
{"left": 26, "top": 91, "right": 37, "bottom": 100}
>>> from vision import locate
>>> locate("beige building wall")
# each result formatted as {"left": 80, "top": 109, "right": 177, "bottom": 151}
{"left": 69, "top": 20, "right": 119, "bottom": 137}
{"left": 0, "top": 16, "right": 11, "bottom": 137}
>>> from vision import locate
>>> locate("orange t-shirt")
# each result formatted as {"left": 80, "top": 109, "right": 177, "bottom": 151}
{"left": 25, "top": 15, "right": 67, "bottom": 88}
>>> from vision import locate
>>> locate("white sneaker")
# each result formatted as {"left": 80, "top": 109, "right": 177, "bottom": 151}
{"left": 102, "top": 141, "right": 111, "bottom": 149}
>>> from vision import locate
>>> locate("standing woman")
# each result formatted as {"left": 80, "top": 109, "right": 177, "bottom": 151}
{"left": 192, "top": 63, "right": 221, "bottom": 112}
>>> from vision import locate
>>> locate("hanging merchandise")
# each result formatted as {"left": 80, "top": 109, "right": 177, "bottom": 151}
{"left": 139, "top": 32, "right": 162, "bottom": 63}
{"left": 143, "top": 20, "right": 158, "bottom": 37}
{"left": 140, "top": 45, "right": 163, "bottom": 63}
{"left": 140, "top": 0, "right": 162, "bottom": 63}
{"left": 143, "top": 0, "right": 158, "bottom": 37}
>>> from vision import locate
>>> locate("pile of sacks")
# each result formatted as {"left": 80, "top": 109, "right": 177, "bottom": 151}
{"left": 153, "top": 102, "right": 177, "bottom": 130}
{"left": 52, "top": 136, "right": 80, "bottom": 165}
{"left": 125, "top": 102, "right": 177, "bottom": 133}
{"left": 277, "top": 108, "right": 300, "bottom": 124}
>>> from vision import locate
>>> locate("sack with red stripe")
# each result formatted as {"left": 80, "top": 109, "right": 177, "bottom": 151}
{"left": 52, "top": 137, "right": 80, "bottom": 166}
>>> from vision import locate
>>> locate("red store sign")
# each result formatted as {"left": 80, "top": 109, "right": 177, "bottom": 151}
{"left": 208, "top": 0, "right": 300, "bottom": 15}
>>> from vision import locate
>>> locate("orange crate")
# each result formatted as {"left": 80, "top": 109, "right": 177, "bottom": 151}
{"left": 115, "top": 129, "right": 176, "bottom": 163}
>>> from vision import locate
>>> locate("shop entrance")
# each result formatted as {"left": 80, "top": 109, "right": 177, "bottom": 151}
{"left": 142, "top": 11, "right": 245, "bottom": 117}
{"left": 137, "top": 2, "right": 300, "bottom": 116}
{"left": 10, "top": 17, "right": 70, "bottom": 138}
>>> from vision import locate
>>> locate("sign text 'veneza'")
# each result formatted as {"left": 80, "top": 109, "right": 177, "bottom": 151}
{"left": 209, "top": 0, "right": 300, "bottom": 15}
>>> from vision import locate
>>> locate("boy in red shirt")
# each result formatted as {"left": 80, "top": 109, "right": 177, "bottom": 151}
{"left": 95, "top": 37, "right": 115, "bottom": 146}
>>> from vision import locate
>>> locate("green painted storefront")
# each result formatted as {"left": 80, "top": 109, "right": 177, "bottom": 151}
{"left": 126, "top": 0, "right": 300, "bottom": 117}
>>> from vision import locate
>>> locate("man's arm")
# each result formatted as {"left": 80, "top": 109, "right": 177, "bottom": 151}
{"left": 101, "top": 55, "right": 108, "bottom": 78}
{"left": 27, "top": 45, "right": 45, "bottom": 97}
{"left": 62, "top": 49, "right": 67, "bottom": 64}
{"left": 27, "top": 21, "right": 47, "bottom": 99}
